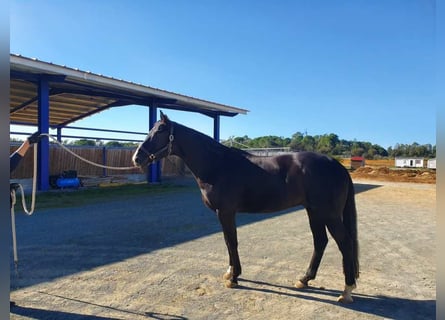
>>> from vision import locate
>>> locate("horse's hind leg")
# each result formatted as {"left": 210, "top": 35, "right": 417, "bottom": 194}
{"left": 296, "top": 215, "right": 328, "bottom": 289}
{"left": 217, "top": 209, "right": 241, "bottom": 288}
{"left": 326, "top": 219, "right": 356, "bottom": 303}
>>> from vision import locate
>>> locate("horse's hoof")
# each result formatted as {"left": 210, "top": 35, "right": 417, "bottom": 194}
{"left": 337, "top": 284, "right": 356, "bottom": 303}
{"left": 224, "top": 279, "right": 238, "bottom": 288}
{"left": 223, "top": 266, "right": 233, "bottom": 280}
{"left": 294, "top": 280, "right": 308, "bottom": 289}
{"left": 222, "top": 272, "right": 232, "bottom": 280}
{"left": 337, "top": 294, "right": 354, "bottom": 304}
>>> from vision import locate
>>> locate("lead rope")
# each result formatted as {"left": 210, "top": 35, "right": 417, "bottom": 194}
{"left": 11, "top": 135, "right": 139, "bottom": 273}
{"left": 40, "top": 133, "right": 138, "bottom": 170}
{"left": 10, "top": 144, "right": 38, "bottom": 274}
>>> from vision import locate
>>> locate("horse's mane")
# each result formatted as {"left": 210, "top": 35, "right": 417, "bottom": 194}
{"left": 175, "top": 121, "right": 254, "bottom": 159}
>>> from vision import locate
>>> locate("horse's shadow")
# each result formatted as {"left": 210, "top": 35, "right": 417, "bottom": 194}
{"left": 237, "top": 278, "right": 435, "bottom": 320}
{"left": 11, "top": 305, "right": 119, "bottom": 320}
{"left": 11, "top": 302, "right": 188, "bottom": 320}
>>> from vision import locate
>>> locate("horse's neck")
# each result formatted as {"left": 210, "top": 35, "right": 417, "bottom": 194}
{"left": 173, "top": 123, "right": 225, "bottom": 180}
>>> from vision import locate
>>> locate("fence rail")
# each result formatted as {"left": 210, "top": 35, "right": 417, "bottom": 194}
{"left": 10, "top": 144, "right": 187, "bottom": 179}
{"left": 10, "top": 144, "right": 136, "bottom": 178}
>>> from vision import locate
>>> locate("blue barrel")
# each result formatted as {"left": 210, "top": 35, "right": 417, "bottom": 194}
{"left": 56, "top": 177, "right": 80, "bottom": 188}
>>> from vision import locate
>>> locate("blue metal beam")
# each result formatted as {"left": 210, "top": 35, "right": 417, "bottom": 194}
{"left": 56, "top": 127, "right": 62, "bottom": 142}
{"left": 213, "top": 115, "right": 220, "bottom": 142}
{"left": 148, "top": 105, "right": 160, "bottom": 183}
{"left": 102, "top": 147, "right": 107, "bottom": 177}
{"left": 11, "top": 70, "right": 66, "bottom": 83}
{"left": 61, "top": 125, "right": 145, "bottom": 136}
{"left": 46, "top": 134, "right": 143, "bottom": 143}
{"left": 37, "top": 77, "right": 50, "bottom": 191}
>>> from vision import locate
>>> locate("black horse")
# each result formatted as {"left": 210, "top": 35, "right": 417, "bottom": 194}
{"left": 133, "top": 112, "right": 359, "bottom": 303}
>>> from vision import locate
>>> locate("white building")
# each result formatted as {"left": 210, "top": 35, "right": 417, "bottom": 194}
{"left": 427, "top": 158, "right": 436, "bottom": 169}
{"left": 394, "top": 157, "right": 424, "bottom": 168}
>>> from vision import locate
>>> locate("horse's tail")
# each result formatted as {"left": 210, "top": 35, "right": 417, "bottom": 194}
{"left": 343, "top": 175, "right": 359, "bottom": 279}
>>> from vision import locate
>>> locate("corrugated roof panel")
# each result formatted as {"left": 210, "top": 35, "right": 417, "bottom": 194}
{"left": 10, "top": 54, "right": 248, "bottom": 127}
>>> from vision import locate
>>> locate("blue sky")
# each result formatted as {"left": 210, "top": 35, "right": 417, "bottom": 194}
{"left": 10, "top": 1, "right": 436, "bottom": 149}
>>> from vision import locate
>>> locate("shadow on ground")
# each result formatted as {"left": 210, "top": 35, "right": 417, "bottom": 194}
{"left": 10, "top": 180, "right": 380, "bottom": 289}
{"left": 11, "top": 303, "right": 187, "bottom": 320}
{"left": 237, "top": 278, "right": 435, "bottom": 320}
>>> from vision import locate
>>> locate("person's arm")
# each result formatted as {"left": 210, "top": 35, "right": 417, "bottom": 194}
{"left": 10, "top": 140, "right": 30, "bottom": 172}
{"left": 10, "top": 153, "right": 23, "bottom": 173}
{"left": 10, "top": 132, "right": 41, "bottom": 173}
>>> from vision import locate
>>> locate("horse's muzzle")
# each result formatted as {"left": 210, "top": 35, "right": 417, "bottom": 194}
{"left": 132, "top": 153, "right": 147, "bottom": 168}
{"left": 133, "top": 151, "right": 157, "bottom": 169}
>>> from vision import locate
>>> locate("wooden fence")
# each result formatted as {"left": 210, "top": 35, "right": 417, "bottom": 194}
{"left": 10, "top": 144, "right": 187, "bottom": 179}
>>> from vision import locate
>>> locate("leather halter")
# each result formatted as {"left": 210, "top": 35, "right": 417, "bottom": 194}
{"left": 139, "top": 123, "right": 175, "bottom": 162}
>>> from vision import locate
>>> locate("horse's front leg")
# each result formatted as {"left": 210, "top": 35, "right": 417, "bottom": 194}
{"left": 217, "top": 209, "right": 241, "bottom": 288}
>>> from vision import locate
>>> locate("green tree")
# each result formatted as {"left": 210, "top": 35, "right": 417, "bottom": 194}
{"left": 316, "top": 133, "right": 339, "bottom": 155}
{"left": 105, "top": 141, "right": 124, "bottom": 147}
{"left": 302, "top": 135, "right": 316, "bottom": 151}
{"left": 289, "top": 132, "right": 304, "bottom": 151}
{"left": 226, "top": 132, "right": 434, "bottom": 159}
{"left": 72, "top": 139, "right": 96, "bottom": 146}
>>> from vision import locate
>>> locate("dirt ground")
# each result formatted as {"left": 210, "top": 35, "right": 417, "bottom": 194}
{"left": 340, "top": 158, "right": 436, "bottom": 184}
{"left": 350, "top": 167, "right": 436, "bottom": 184}
{"left": 10, "top": 177, "right": 436, "bottom": 319}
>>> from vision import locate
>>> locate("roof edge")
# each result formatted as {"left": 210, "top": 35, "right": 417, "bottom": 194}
{"left": 10, "top": 54, "right": 249, "bottom": 116}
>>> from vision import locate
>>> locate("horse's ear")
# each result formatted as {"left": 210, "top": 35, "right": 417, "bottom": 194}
{"left": 160, "top": 111, "right": 170, "bottom": 123}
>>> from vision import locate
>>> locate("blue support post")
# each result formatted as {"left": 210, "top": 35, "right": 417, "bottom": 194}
{"left": 147, "top": 105, "right": 160, "bottom": 183}
{"left": 37, "top": 77, "right": 50, "bottom": 191}
{"left": 56, "top": 127, "right": 62, "bottom": 142}
{"left": 213, "top": 114, "right": 220, "bottom": 142}
{"left": 102, "top": 147, "right": 107, "bottom": 177}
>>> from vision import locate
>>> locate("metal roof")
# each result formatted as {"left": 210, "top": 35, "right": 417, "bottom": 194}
{"left": 10, "top": 54, "right": 248, "bottom": 127}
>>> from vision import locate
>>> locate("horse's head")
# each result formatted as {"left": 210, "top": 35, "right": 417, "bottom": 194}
{"left": 132, "top": 111, "right": 175, "bottom": 168}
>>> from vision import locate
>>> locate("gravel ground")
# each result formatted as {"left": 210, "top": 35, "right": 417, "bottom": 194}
{"left": 10, "top": 178, "right": 436, "bottom": 319}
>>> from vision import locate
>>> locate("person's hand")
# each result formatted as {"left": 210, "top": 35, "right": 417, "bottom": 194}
{"left": 27, "top": 131, "right": 42, "bottom": 144}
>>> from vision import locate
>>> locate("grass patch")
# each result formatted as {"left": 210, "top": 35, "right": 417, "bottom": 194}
{"left": 13, "top": 183, "right": 193, "bottom": 211}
